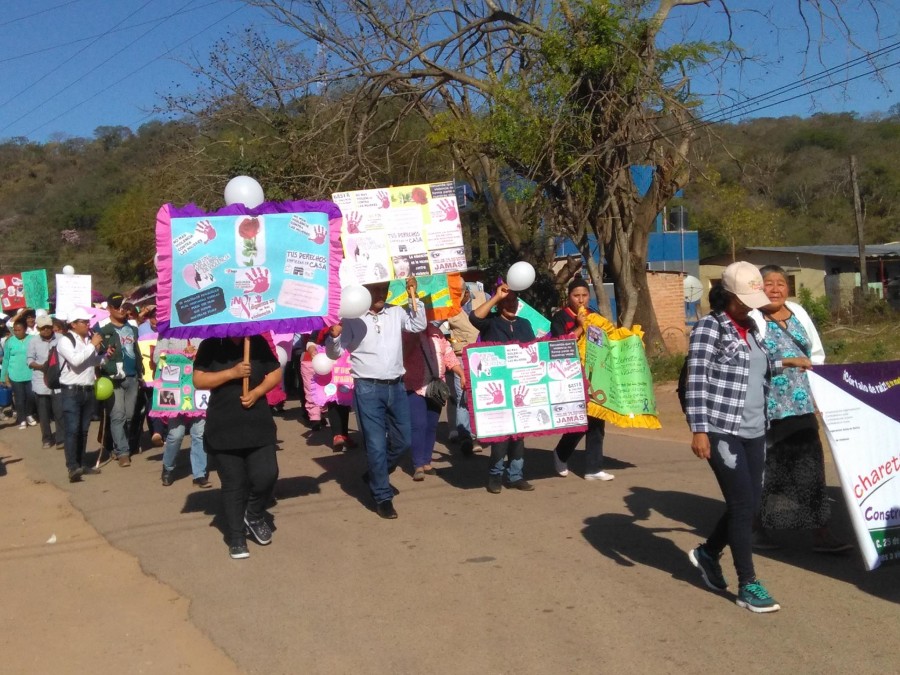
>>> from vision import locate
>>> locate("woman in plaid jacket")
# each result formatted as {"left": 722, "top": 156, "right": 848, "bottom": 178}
{"left": 685, "top": 262, "right": 811, "bottom": 614}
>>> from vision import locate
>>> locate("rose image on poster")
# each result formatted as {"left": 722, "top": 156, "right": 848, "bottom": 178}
{"left": 236, "top": 216, "right": 266, "bottom": 267}
{"left": 410, "top": 187, "right": 428, "bottom": 205}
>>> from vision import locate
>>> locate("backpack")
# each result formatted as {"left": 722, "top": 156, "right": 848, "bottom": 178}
{"left": 676, "top": 313, "right": 727, "bottom": 414}
{"left": 44, "top": 333, "right": 77, "bottom": 389}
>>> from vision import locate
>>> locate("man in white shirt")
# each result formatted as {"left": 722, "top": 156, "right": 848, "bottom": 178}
{"left": 327, "top": 278, "right": 426, "bottom": 519}
{"left": 58, "top": 307, "right": 107, "bottom": 483}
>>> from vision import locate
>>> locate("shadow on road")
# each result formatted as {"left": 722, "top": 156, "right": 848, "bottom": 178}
{"left": 0, "top": 454, "right": 23, "bottom": 477}
{"left": 582, "top": 486, "right": 900, "bottom": 604}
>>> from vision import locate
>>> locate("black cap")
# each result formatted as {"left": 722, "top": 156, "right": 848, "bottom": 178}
{"left": 107, "top": 292, "right": 125, "bottom": 309}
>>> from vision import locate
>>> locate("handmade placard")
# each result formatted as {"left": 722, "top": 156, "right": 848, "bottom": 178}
{"left": 463, "top": 338, "right": 588, "bottom": 443}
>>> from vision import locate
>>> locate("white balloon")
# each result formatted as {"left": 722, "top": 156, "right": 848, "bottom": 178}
{"left": 275, "top": 346, "right": 289, "bottom": 369}
{"left": 506, "top": 261, "right": 536, "bottom": 291}
{"left": 224, "top": 176, "right": 265, "bottom": 209}
{"left": 62, "top": 265, "right": 75, "bottom": 276}
{"left": 312, "top": 353, "right": 334, "bottom": 376}
{"left": 339, "top": 285, "right": 372, "bottom": 319}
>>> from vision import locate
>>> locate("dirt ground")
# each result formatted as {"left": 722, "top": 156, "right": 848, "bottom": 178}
{"left": 2, "top": 384, "right": 897, "bottom": 674}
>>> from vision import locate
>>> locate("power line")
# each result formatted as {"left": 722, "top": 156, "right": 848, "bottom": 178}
{"left": 0, "top": 0, "right": 224, "bottom": 66}
{"left": 23, "top": 4, "right": 247, "bottom": 138}
{"left": 0, "top": 0, "right": 85, "bottom": 27}
{"left": 0, "top": 0, "right": 158, "bottom": 115}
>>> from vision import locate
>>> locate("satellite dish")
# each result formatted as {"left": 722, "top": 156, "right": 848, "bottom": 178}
{"left": 684, "top": 275, "right": 703, "bottom": 303}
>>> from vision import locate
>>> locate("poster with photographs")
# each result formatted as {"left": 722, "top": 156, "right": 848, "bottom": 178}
{"left": 147, "top": 352, "right": 209, "bottom": 418}
{"left": 332, "top": 181, "right": 467, "bottom": 284}
{"left": 462, "top": 338, "right": 588, "bottom": 443}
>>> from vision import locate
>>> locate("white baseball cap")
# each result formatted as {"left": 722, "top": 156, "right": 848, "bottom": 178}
{"left": 66, "top": 306, "right": 93, "bottom": 323}
{"left": 721, "top": 262, "right": 770, "bottom": 309}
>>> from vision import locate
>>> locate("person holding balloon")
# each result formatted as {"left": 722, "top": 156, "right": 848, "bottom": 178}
{"left": 57, "top": 307, "right": 112, "bottom": 483}
{"left": 326, "top": 277, "right": 427, "bottom": 519}
{"left": 469, "top": 280, "right": 537, "bottom": 493}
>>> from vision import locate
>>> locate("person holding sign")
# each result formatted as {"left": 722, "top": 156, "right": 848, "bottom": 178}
{"left": 326, "top": 277, "right": 427, "bottom": 519}
{"left": 685, "top": 262, "right": 812, "bottom": 614}
{"left": 193, "top": 335, "right": 282, "bottom": 560}
{"left": 469, "top": 282, "right": 536, "bottom": 493}
{"left": 549, "top": 276, "right": 613, "bottom": 481}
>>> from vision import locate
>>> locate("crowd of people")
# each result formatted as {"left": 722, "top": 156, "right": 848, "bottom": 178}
{"left": 0, "top": 262, "right": 848, "bottom": 614}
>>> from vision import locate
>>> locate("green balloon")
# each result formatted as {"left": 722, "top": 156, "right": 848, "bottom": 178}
{"left": 95, "top": 377, "right": 114, "bottom": 401}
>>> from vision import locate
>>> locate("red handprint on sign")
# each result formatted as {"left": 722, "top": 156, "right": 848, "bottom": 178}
{"left": 195, "top": 220, "right": 217, "bottom": 243}
{"left": 486, "top": 382, "right": 505, "bottom": 405}
{"left": 376, "top": 190, "right": 390, "bottom": 209}
{"left": 436, "top": 199, "right": 458, "bottom": 222}
{"left": 513, "top": 386, "right": 527, "bottom": 407}
{"left": 346, "top": 211, "right": 362, "bottom": 234}
{"left": 245, "top": 267, "right": 270, "bottom": 294}
{"left": 524, "top": 344, "right": 538, "bottom": 364}
{"left": 310, "top": 225, "right": 327, "bottom": 245}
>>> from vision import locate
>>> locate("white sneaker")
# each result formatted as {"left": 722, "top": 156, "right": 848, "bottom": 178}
{"left": 18, "top": 421, "right": 27, "bottom": 430}
{"left": 585, "top": 471, "right": 615, "bottom": 481}
{"left": 26, "top": 416, "right": 38, "bottom": 427}
{"left": 552, "top": 451, "right": 569, "bottom": 477}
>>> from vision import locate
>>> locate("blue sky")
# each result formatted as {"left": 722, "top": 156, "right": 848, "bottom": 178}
{"left": 1, "top": 0, "right": 898, "bottom": 144}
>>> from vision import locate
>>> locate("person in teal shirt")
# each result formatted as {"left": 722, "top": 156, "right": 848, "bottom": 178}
{"left": 1, "top": 319, "right": 36, "bottom": 429}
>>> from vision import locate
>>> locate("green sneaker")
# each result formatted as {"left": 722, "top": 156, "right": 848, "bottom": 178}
{"left": 736, "top": 580, "right": 781, "bottom": 613}
{"left": 689, "top": 545, "right": 728, "bottom": 591}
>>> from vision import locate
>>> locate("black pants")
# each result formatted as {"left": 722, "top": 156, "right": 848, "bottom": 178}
{"left": 554, "top": 417, "right": 606, "bottom": 474}
{"left": 213, "top": 445, "right": 279, "bottom": 546}
{"left": 35, "top": 393, "right": 64, "bottom": 445}
{"left": 705, "top": 432, "right": 766, "bottom": 588}
{"left": 327, "top": 404, "right": 351, "bottom": 436}
{"left": 11, "top": 380, "right": 34, "bottom": 424}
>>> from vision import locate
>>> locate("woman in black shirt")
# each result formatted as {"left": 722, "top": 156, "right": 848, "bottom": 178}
{"left": 193, "top": 335, "right": 283, "bottom": 559}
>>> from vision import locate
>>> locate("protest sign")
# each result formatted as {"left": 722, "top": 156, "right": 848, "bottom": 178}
{"left": 333, "top": 181, "right": 467, "bottom": 284}
{"left": 581, "top": 314, "right": 660, "bottom": 428}
{"left": 147, "top": 352, "right": 209, "bottom": 418}
{"left": 22, "top": 269, "right": 49, "bottom": 309}
{"left": 0, "top": 274, "right": 25, "bottom": 312}
{"left": 516, "top": 299, "right": 551, "bottom": 337}
{"left": 155, "top": 200, "right": 343, "bottom": 338}
{"left": 463, "top": 338, "right": 588, "bottom": 443}
{"left": 310, "top": 351, "right": 355, "bottom": 407}
{"left": 808, "top": 362, "right": 900, "bottom": 571}
{"left": 386, "top": 273, "right": 465, "bottom": 321}
{"left": 54, "top": 274, "right": 91, "bottom": 318}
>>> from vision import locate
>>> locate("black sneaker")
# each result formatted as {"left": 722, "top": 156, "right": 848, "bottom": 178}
{"left": 487, "top": 474, "right": 502, "bottom": 494}
{"left": 229, "top": 543, "right": 250, "bottom": 559}
{"left": 375, "top": 500, "right": 398, "bottom": 519}
{"left": 161, "top": 469, "right": 174, "bottom": 486}
{"left": 689, "top": 544, "right": 728, "bottom": 592}
{"left": 82, "top": 467, "right": 101, "bottom": 476}
{"left": 68, "top": 467, "right": 84, "bottom": 483}
{"left": 244, "top": 515, "right": 273, "bottom": 545}
{"left": 192, "top": 476, "right": 212, "bottom": 489}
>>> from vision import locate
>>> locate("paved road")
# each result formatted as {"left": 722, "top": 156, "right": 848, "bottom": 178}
{"left": 3, "top": 385, "right": 898, "bottom": 674}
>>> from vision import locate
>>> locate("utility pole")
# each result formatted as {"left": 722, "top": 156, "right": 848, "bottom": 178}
{"left": 849, "top": 155, "right": 868, "bottom": 298}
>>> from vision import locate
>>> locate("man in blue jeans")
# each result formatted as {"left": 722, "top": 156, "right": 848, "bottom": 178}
{"left": 57, "top": 307, "right": 108, "bottom": 482}
{"left": 327, "top": 277, "right": 426, "bottom": 519}
{"left": 94, "top": 292, "right": 144, "bottom": 468}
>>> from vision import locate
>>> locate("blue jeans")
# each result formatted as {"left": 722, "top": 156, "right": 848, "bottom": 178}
{"left": 554, "top": 417, "right": 606, "bottom": 474}
{"left": 162, "top": 416, "right": 207, "bottom": 479}
{"left": 353, "top": 378, "right": 411, "bottom": 504}
{"left": 489, "top": 438, "right": 525, "bottom": 482}
{"left": 61, "top": 386, "right": 95, "bottom": 471}
{"left": 106, "top": 376, "right": 138, "bottom": 458}
{"left": 11, "top": 379, "right": 34, "bottom": 424}
{"left": 407, "top": 391, "right": 440, "bottom": 469}
{"left": 705, "top": 432, "right": 767, "bottom": 587}
{"left": 447, "top": 371, "right": 472, "bottom": 440}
